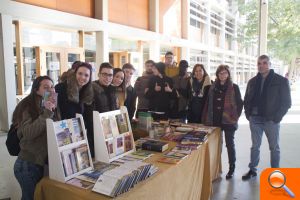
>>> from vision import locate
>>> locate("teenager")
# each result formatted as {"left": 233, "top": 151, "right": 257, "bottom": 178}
{"left": 145, "top": 62, "right": 178, "bottom": 120}
{"left": 187, "top": 64, "right": 211, "bottom": 123}
{"left": 55, "top": 62, "right": 93, "bottom": 120}
{"left": 134, "top": 60, "right": 155, "bottom": 116}
{"left": 13, "top": 76, "right": 59, "bottom": 200}
{"left": 171, "top": 60, "right": 190, "bottom": 120}
{"left": 122, "top": 63, "right": 137, "bottom": 121}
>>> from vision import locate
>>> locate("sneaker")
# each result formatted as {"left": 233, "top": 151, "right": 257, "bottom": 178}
{"left": 242, "top": 170, "right": 257, "bottom": 181}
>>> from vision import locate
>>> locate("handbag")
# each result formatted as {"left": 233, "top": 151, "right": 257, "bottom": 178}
{"left": 5, "top": 124, "right": 21, "bottom": 156}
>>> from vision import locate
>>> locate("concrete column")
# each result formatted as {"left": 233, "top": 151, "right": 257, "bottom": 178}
{"left": 95, "top": 0, "right": 108, "bottom": 21}
{"left": 0, "top": 14, "right": 16, "bottom": 131}
{"left": 232, "top": 16, "right": 238, "bottom": 83}
{"left": 95, "top": 31, "right": 109, "bottom": 74}
{"left": 258, "top": 0, "right": 268, "bottom": 55}
{"left": 149, "top": 0, "right": 159, "bottom": 33}
{"left": 220, "top": 12, "right": 226, "bottom": 50}
{"left": 149, "top": 40, "right": 160, "bottom": 61}
{"left": 181, "top": 47, "right": 190, "bottom": 61}
{"left": 181, "top": 0, "right": 190, "bottom": 39}
{"left": 206, "top": 2, "right": 211, "bottom": 74}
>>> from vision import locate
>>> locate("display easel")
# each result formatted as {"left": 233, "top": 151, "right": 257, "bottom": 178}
{"left": 47, "top": 114, "right": 93, "bottom": 183}
{"left": 93, "top": 106, "right": 136, "bottom": 163}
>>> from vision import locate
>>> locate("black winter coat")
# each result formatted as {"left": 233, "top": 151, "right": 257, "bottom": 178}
{"left": 244, "top": 69, "right": 291, "bottom": 123}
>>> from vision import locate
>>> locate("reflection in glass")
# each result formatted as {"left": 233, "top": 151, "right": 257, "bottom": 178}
{"left": 46, "top": 52, "right": 60, "bottom": 85}
{"left": 23, "top": 47, "right": 36, "bottom": 94}
{"left": 67, "top": 53, "right": 80, "bottom": 69}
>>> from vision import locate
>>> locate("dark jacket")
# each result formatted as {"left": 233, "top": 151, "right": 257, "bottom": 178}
{"left": 55, "top": 72, "right": 93, "bottom": 120}
{"left": 171, "top": 74, "right": 190, "bottom": 118}
{"left": 244, "top": 69, "right": 291, "bottom": 123}
{"left": 145, "top": 75, "right": 178, "bottom": 118}
{"left": 187, "top": 76, "right": 211, "bottom": 123}
{"left": 211, "top": 81, "right": 243, "bottom": 129}
{"left": 134, "top": 72, "right": 153, "bottom": 110}
{"left": 124, "top": 85, "right": 137, "bottom": 121}
{"left": 92, "top": 81, "right": 118, "bottom": 113}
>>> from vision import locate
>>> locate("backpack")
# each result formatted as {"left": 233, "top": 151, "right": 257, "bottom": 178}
{"left": 5, "top": 124, "right": 21, "bottom": 156}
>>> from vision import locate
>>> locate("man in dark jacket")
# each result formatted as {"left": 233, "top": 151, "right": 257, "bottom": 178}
{"left": 86, "top": 62, "right": 117, "bottom": 158}
{"left": 134, "top": 60, "right": 154, "bottom": 117}
{"left": 122, "top": 63, "right": 137, "bottom": 121}
{"left": 242, "top": 55, "right": 291, "bottom": 180}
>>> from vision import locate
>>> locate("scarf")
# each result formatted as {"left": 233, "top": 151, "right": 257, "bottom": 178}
{"left": 203, "top": 80, "right": 238, "bottom": 125}
{"left": 190, "top": 75, "right": 211, "bottom": 98}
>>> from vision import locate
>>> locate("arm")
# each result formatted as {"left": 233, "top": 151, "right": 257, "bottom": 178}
{"left": 243, "top": 82, "right": 251, "bottom": 120}
{"left": 274, "top": 78, "right": 291, "bottom": 123}
{"left": 19, "top": 109, "right": 54, "bottom": 141}
{"left": 234, "top": 84, "right": 244, "bottom": 117}
{"left": 145, "top": 77, "right": 156, "bottom": 98}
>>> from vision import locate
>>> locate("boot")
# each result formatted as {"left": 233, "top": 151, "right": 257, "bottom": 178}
{"left": 226, "top": 164, "right": 235, "bottom": 179}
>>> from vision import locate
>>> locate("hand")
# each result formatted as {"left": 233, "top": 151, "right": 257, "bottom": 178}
{"left": 44, "top": 101, "right": 56, "bottom": 111}
{"left": 164, "top": 83, "right": 172, "bottom": 93}
{"left": 144, "top": 88, "right": 149, "bottom": 94}
{"left": 155, "top": 83, "right": 161, "bottom": 92}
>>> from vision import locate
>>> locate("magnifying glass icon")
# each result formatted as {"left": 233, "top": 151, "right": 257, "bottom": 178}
{"left": 268, "top": 170, "right": 295, "bottom": 198}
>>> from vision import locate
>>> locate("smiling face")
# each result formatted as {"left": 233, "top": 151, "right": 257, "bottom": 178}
{"left": 98, "top": 67, "right": 113, "bottom": 86}
{"left": 113, "top": 71, "right": 124, "bottom": 87}
{"left": 194, "top": 66, "right": 204, "bottom": 80}
{"left": 36, "top": 79, "right": 54, "bottom": 96}
{"left": 218, "top": 69, "right": 229, "bottom": 83}
{"left": 76, "top": 66, "right": 91, "bottom": 87}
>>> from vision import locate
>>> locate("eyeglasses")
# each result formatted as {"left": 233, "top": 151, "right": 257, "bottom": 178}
{"left": 100, "top": 73, "right": 113, "bottom": 78}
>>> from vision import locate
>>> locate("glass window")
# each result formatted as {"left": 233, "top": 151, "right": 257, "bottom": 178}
{"left": 22, "top": 26, "right": 79, "bottom": 47}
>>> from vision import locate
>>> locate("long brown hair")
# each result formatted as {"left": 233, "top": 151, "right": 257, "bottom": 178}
{"left": 192, "top": 64, "right": 208, "bottom": 79}
{"left": 215, "top": 64, "right": 231, "bottom": 81}
{"left": 12, "top": 76, "right": 53, "bottom": 127}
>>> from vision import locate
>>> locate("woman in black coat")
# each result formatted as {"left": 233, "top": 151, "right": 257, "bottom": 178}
{"left": 202, "top": 65, "right": 243, "bottom": 179}
{"left": 55, "top": 62, "right": 93, "bottom": 120}
{"left": 187, "top": 64, "right": 211, "bottom": 123}
{"left": 145, "top": 62, "right": 177, "bottom": 120}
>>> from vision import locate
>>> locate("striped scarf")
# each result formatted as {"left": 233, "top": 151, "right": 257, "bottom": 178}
{"left": 203, "top": 80, "right": 238, "bottom": 125}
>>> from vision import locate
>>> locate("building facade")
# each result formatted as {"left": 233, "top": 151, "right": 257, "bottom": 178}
{"left": 0, "top": 0, "right": 279, "bottom": 131}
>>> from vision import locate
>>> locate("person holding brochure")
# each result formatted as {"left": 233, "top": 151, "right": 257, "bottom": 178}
{"left": 13, "top": 76, "right": 60, "bottom": 200}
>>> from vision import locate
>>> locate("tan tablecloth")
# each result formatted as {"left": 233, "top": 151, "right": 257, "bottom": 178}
{"left": 34, "top": 129, "right": 221, "bottom": 200}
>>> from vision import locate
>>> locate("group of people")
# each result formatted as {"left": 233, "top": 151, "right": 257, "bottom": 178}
{"left": 12, "top": 52, "right": 291, "bottom": 200}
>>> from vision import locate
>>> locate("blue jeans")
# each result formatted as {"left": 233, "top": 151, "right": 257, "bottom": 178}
{"left": 248, "top": 116, "right": 280, "bottom": 172}
{"left": 14, "top": 158, "right": 44, "bottom": 200}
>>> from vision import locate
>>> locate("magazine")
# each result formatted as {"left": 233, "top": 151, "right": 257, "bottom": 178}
{"left": 115, "top": 113, "right": 129, "bottom": 134}
{"left": 101, "top": 116, "right": 113, "bottom": 139}
{"left": 75, "top": 145, "right": 91, "bottom": 171}
{"left": 115, "top": 135, "right": 125, "bottom": 156}
{"left": 105, "top": 138, "right": 115, "bottom": 158}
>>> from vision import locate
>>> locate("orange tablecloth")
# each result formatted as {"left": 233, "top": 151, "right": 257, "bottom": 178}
{"left": 35, "top": 128, "right": 222, "bottom": 200}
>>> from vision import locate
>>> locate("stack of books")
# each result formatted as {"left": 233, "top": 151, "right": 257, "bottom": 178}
{"left": 61, "top": 144, "right": 91, "bottom": 177}
{"left": 92, "top": 160, "right": 158, "bottom": 197}
{"left": 157, "top": 148, "right": 190, "bottom": 165}
{"left": 161, "top": 131, "right": 186, "bottom": 142}
{"left": 135, "top": 138, "right": 169, "bottom": 152}
{"left": 180, "top": 130, "right": 208, "bottom": 145}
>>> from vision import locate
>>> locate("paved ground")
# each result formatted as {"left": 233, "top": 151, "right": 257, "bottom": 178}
{"left": 211, "top": 82, "right": 300, "bottom": 200}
